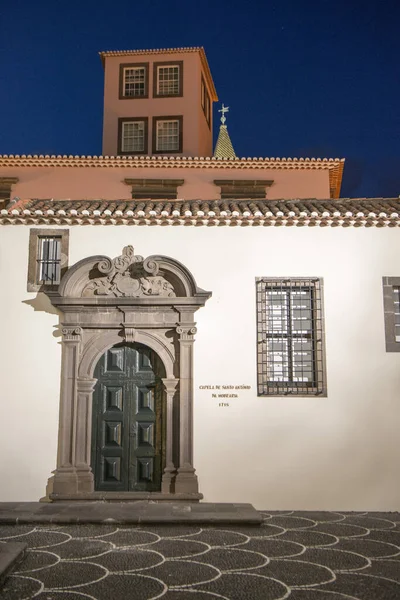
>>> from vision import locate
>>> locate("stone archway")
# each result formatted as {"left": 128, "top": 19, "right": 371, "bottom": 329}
{"left": 48, "top": 246, "right": 211, "bottom": 501}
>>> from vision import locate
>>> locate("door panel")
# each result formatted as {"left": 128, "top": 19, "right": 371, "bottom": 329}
{"left": 92, "top": 344, "right": 162, "bottom": 492}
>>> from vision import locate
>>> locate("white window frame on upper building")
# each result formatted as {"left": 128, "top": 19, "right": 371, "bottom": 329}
{"left": 201, "top": 75, "right": 211, "bottom": 128}
{"left": 152, "top": 116, "right": 183, "bottom": 154}
{"left": 153, "top": 61, "right": 183, "bottom": 97}
{"left": 119, "top": 63, "right": 149, "bottom": 99}
{"left": 118, "top": 118, "right": 148, "bottom": 155}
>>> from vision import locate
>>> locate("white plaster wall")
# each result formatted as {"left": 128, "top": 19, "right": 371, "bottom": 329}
{"left": 1, "top": 224, "right": 400, "bottom": 510}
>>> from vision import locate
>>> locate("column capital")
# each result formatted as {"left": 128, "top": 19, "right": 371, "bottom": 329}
{"left": 176, "top": 326, "right": 197, "bottom": 342}
{"left": 77, "top": 377, "right": 97, "bottom": 393}
{"left": 62, "top": 326, "right": 82, "bottom": 343}
{"left": 121, "top": 325, "right": 136, "bottom": 343}
{"left": 162, "top": 378, "right": 179, "bottom": 394}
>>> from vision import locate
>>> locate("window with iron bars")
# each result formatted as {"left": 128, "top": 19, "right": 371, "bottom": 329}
{"left": 256, "top": 278, "right": 326, "bottom": 396}
{"left": 38, "top": 236, "right": 61, "bottom": 284}
{"left": 382, "top": 277, "right": 400, "bottom": 352}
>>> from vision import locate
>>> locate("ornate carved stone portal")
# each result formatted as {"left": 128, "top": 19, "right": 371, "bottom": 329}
{"left": 48, "top": 246, "right": 211, "bottom": 501}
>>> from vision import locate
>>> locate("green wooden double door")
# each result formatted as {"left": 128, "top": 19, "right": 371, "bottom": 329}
{"left": 91, "top": 343, "right": 163, "bottom": 492}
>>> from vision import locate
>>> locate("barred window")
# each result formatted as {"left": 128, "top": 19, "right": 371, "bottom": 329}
{"left": 122, "top": 121, "right": 145, "bottom": 153}
{"left": 256, "top": 278, "right": 326, "bottom": 396}
{"left": 27, "top": 229, "right": 69, "bottom": 292}
{"left": 38, "top": 236, "right": 61, "bottom": 284}
{"left": 123, "top": 66, "right": 146, "bottom": 97}
{"left": 394, "top": 287, "right": 400, "bottom": 342}
{"left": 382, "top": 277, "right": 400, "bottom": 351}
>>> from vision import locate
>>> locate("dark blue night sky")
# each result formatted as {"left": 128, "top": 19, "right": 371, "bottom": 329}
{"left": 1, "top": 0, "right": 399, "bottom": 198}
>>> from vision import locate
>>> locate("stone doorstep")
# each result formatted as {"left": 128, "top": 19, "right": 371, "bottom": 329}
{"left": 0, "top": 502, "right": 263, "bottom": 525}
{"left": 0, "top": 543, "right": 28, "bottom": 588}
{"left": 49, "top": 492, "right": 204, "bottom": 502}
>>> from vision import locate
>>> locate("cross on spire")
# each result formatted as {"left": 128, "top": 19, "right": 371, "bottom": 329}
{"left": 218, "top": 103, "right": 229, "bottom": 125}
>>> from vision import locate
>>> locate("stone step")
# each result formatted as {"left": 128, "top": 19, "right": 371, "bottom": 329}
{"left": 0, "top": 502, "right": 262, "bottom": 525}
{"left": 0, "top": 543, "right": 27, "bottom": 588}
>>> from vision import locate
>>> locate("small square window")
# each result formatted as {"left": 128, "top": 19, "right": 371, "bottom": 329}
{"left": 119, "top": 63, "right": 149, "bottom": 99}
{"left": 153, "top": 62, "right": 183, "bottom": 97}
{"left": 118, "top": 118, "right": 148, "bottom": 155}
{"left": 152, "top": 116, "right": 183, "bottom": 154}
{"left": 382, "top": 277, "right": 400, "bottom": 351}
{"left": 256, "top": 278, "right": 327, "bottom": 396}
{"left": 27, "top": 229, "right": 69, "bottom": 292}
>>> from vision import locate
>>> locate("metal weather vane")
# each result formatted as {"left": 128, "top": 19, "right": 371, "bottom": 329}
{"left": 218, "top": 103, "right": 229, "bottom": 125}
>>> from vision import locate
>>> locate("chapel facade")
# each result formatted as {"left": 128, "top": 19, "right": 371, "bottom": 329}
{"left": 0, "top": 47, "right": 399, "bottom": 510}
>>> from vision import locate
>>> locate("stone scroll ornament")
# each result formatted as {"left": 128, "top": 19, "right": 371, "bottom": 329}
{"left": 82, "top": 246, "right": 176, "bottom": 298}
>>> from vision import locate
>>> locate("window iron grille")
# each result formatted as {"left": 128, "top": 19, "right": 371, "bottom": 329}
{"left": 38, "top": 236, "right": 61, "bottom": 284}
{"left": 256, "top": 278, "right": 325, "bottom": 396}
{"left": 393, "top": 287, "right": 400, "bottom": 342}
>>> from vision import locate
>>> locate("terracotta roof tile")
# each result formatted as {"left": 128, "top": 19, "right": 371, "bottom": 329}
{"left": 2, "top": 198, "right": 400, "bottom": 227}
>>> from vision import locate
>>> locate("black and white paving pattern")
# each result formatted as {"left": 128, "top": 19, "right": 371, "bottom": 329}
{"left": 1, "top": 511, "right": 399, "bottom": 599}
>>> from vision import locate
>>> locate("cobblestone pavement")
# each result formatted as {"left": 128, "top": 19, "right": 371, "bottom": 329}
{"left": 1, "top": 511, "right": 400, "bottom": 599}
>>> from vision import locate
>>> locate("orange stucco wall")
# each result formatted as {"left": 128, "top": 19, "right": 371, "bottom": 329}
{"left": 1, "top": 165, "right": 331, "bottom": 200}
{"left": 102, "top": 52, "right": 213, "bottom": 157}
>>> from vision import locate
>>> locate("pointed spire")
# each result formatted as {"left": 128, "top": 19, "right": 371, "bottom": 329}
{"left": 213, "top": 103, "right": 237, "bottom": 159}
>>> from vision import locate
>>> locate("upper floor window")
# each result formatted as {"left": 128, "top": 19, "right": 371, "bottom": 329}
{"left": 256, "top": 277, "right": 326, "bottom": 396}
{"left": 201, "top": 75, "right": 211, "bottom": 127}
{"left": 118, "top": 118, "right": 148, "bottom": 155}
{"left": 153, "top": 116, "right": 183, "bottom": 153}
{"left": 154, "top": 62, "right": 183, "bottom": 97}
{"left": 119, "top": 63, "right": 149, "bottom": 99}
{"left": 27, "top": 229, "right": 69, "bottom": 292}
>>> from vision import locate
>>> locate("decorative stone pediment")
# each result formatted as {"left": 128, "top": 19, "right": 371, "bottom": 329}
{"left": 82, "top": 246, "right": 176, "bottom": 298}
{"left": 55, "top": 245, "right": 211, "bottom": 304}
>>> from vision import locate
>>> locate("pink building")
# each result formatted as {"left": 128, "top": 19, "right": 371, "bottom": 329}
{"left": 0, "top": 46, "right": 344, "bottom": 205}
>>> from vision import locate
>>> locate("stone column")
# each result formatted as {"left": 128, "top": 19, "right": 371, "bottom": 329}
{"left": 75, "top": 377, "right": 97, "bottom": 492}
{"left": 161, "top": 378, "right": 179, "bottom": 493}
{"left": 174, "top": 325, "right": 199, "bottom": 494}
{"left": 52, "top": 326, "right": 82, "bottom": 496}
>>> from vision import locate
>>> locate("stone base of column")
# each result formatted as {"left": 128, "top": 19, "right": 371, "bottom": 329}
{"left": 51, "top": 467, "right": 94, "bottom": 497}
{"left": 174, "top": 464, "right": 199, "bottom": 494}
{"left": 161, "top": 463, "right": 176, "bottom": 494}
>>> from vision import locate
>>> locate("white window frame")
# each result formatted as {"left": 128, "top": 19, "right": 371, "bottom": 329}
{"left": 155, "top": 118, "right": 181, "bottom": 153}
{"left": 154, "top": 62, "right": 183, "bottom": 97}
{"left": 121, "top": 121, "right": 146, "bottom": 153}
{"left": 123, "top": 66, "right": 147, "bottom": 98}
